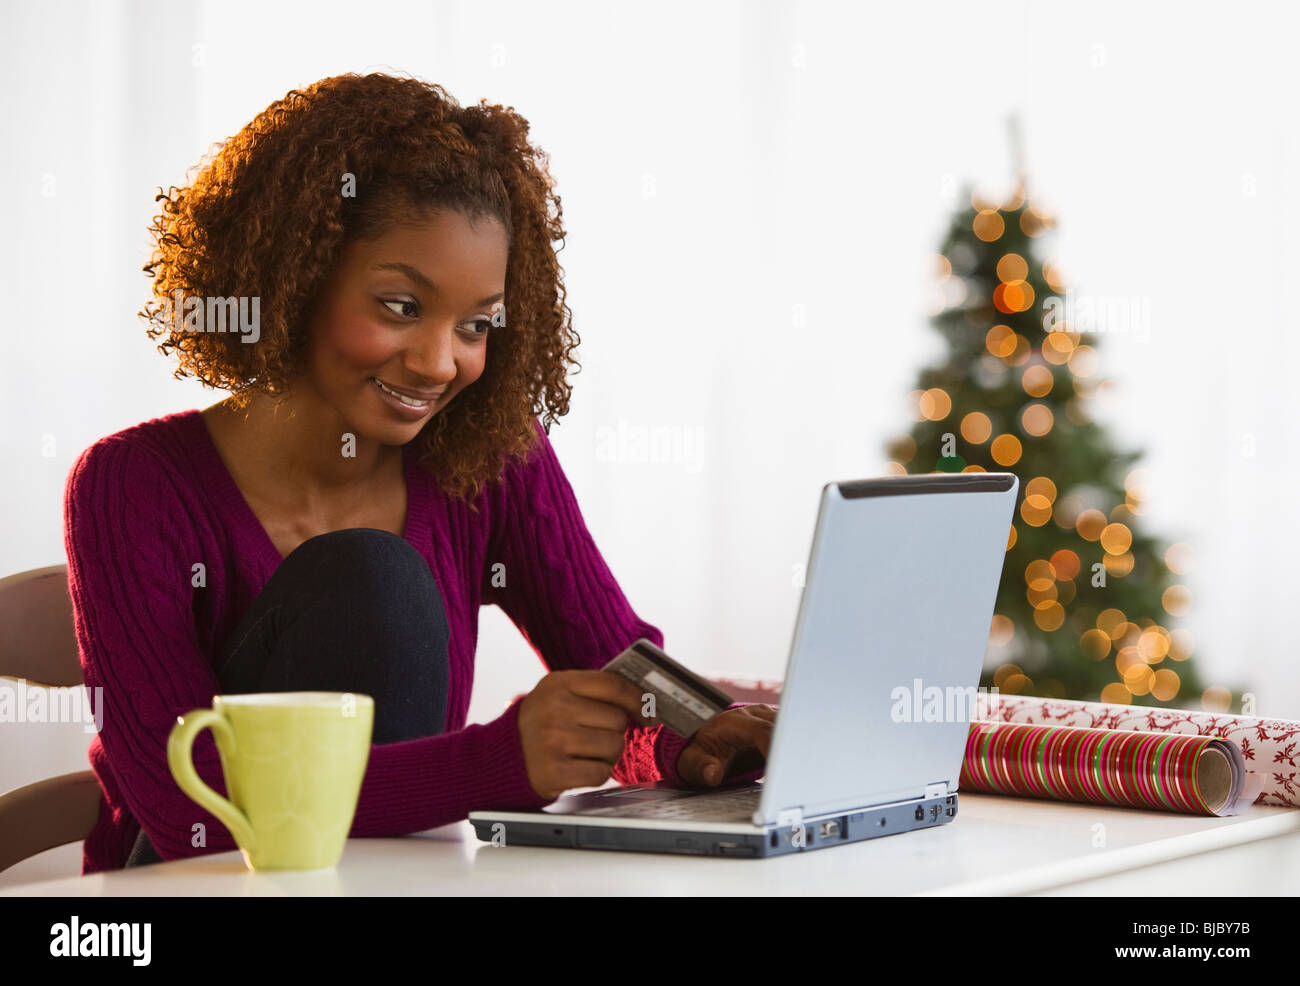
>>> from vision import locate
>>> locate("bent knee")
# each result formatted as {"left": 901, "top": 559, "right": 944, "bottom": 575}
{"left": 285, "top": 529, "right": 428, "bottom": 579}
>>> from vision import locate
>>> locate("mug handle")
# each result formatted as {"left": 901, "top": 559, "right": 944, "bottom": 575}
{"left": 167, "top": 709, "right": 257, "bottom": 852}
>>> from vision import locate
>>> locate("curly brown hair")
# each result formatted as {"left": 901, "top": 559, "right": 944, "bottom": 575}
{"left": 142, "top": 71, "right": 579, "bottom": 503}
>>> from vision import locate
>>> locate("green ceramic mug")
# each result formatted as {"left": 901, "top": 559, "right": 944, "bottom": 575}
{"left": 167, "top": 691, "right": 374, "bottom": 871}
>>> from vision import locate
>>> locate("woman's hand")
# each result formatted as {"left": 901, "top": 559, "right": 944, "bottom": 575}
{"left": 517, "top": 670, "right": 653, "bottom": 800}
{"left": 676, "top": 704, "right": 777, "bottom": 787}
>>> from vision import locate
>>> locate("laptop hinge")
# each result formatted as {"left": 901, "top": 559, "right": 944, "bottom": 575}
{"left": 924, "top": 781, "right": 948, "bottom": 798}
{"left": 776, "top": 807, "right": 804, "bottom": 828}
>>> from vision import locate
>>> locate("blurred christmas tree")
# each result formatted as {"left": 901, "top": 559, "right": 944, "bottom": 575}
{"left": 885, "top": 176, "right": 1234, "bottom": 711}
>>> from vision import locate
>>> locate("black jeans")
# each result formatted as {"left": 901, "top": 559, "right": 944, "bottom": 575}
{"left": 125, "top": 528, "right": 451, "bottom": 867}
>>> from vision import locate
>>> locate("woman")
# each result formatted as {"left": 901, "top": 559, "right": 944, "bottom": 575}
{"left": 63, "top": 72, "right": 773, "bottom": 872}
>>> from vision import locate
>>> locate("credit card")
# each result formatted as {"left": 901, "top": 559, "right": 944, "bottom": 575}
{"left": 603, "top": 638, "right": 733, "bottom": 738}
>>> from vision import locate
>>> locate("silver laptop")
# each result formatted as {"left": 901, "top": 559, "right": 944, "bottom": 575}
{"left": 470, "top": 472, "right": 1019, "bottom": 857}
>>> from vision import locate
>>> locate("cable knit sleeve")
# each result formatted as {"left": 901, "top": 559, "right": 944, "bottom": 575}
{"left": 65, "top": 436, "right": 548, "bottom": 866}
{"left": 481, "top": 418, "right": 697, "bottom": 786}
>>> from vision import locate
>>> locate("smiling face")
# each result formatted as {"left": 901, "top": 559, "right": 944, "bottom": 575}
{"left": 301, "top": 207, "right": 509, "bottom": 447}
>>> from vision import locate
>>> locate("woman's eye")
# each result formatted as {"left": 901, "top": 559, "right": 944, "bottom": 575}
{"left": 382, "top": 299, "right": 419, "bottom": 319}
{"left": 466, "top": 304, "right": 504, "bottom": 337}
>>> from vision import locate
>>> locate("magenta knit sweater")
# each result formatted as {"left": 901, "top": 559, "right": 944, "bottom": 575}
{"left": 63, "top": 409, "right": 708, "bottom": 873}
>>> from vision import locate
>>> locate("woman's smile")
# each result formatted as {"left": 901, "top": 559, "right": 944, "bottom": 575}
{"left": 370, "top": 375, "right": 445, "bottom": 418}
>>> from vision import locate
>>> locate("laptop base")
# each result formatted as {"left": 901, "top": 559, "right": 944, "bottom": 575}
{"left": 470, "top": 793, "right": 958, "bottom": 858}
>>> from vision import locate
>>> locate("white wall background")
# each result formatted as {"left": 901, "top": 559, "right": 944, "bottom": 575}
{"left": 3, "top": 0, "right": 1297, "bottom": 883}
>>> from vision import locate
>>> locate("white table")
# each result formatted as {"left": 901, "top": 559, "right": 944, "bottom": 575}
{"left": 5, "top": 794, "right": 1298, "bottom": 896}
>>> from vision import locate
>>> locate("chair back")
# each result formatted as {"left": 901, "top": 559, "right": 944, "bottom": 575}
{"left": 0, "top": 564, "right": 83, "bottom": 686}
{"left": 0, "top": 564, "right": 103, "bottom": 874}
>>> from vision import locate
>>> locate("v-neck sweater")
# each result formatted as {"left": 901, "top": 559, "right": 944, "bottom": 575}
{"left": 62, "top": 409, "right": 700, "bottom": 873}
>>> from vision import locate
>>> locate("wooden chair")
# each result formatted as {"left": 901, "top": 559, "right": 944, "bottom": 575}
{"left": 0, "top": 564, "right": 103, "bottom": 873}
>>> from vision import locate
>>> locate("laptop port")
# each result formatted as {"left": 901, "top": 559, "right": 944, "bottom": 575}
{"left": 819, "top": 820, "right": 840, "bottom": 839}
{"left": 718, "top": 843, "right": 757, "bottom": 857}
{"left": 915, "top": 805, "right": 924, "bottom": 822}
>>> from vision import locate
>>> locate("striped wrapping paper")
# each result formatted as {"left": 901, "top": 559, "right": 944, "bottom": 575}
{"left": 972, "top": 693, "right": 1300, "bottom": 809}
{"left": 704, "top": 676, "right": 1299, "bottom": 809}
{"left": 960, "top": 720, "right": 1257, "bottom": 816}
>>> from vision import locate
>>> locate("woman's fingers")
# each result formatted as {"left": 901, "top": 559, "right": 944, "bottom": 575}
{"left": 678, "top": 706, "right": 776, "bottom": 786}
{"left": 745, "top": 703, "right": 778, "bottom": 723}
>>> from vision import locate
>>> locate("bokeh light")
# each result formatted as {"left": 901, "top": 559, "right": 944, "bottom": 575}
{"left": 1025, "top": 560, "right": 1055, "bottom": 591}
{"left": 1020, "top": 208, "right": 1051, "bottom": 237}
{"left": 985, "top": 324, "right": 1016, "bottom": 358}
{"left": 994, "top": 280, "right": 1035, "bottom": 314}
{"left": 1100, "top": 523, "right": 1133, "bottom": 555}
{"left": 1020, "top": 494, "right": 1053, "bottom": 527}
{"left": 1020, "top": 403, "right": 1054, "bottom": 437}
{"left": 1123, "top": 663, "right": 1154, "bottom": 696}
{"left": 960, "top": 411, "right": 992, "bottom": 444}
{"left": 1002, "top": 673, "right": 1032, "bottom": 694}
{"left": 1033, "top": 602, "right": 1065, "bottom": 631}
{"left": 1162, "top": 585, "right": 1192, "bottom": 616}
{"left": 1025, "top": 476, "right": 1058, "bottom": 503}
{"left": 1097, "top": 608, "right": 1127, "bottom": 639}
{"left": 1042, "top": 331, "right": 1075, "bottom": 365}
{"left": 1115, "top": 645, "right": 1143, "bottom": 675}
{"left": 1067, "top": 344, "right": 1098, "bottom": 378}
{"left": 1165, "top": 542, "right": 1195, "bottom": 574}
{"left": 1100, "top": 683, "right": 1132, "bottom": 705}
{"left": 1041, "top": 260, "right": 1067, "bottom": 292}
{"left": 1053, "top": 494, "right": 1083, "bottom": 529}
{"left": 993, "top": 663, "right": 1022, "bottom": 688}
{"left": 973, "top": 209, "right": 1005, "bottom": 242}
{"left": 990, "top": 434, "right": 1022, "bottom": 465}
{"left": 1076, "top": 509, "right": 1107, "bottom": 541}
{"left": 1169, "top": 628, "right": 1195, "bottom": 661}
{"left": 1151, "top": 668, "right": 1180, "bottom": 701}
{"left": 1021, "top": 364, "right": 1054, "bottom": 397}
{"left": 996, "top": 253, "right": 1028, "bottom": 282}
{"left": 1103, "top": 552, "right": 1135, "bottom": 577}
{"left": 1027, "top": 582, "right": 1058, "bottom": 608}
{"left": 1080, "top": 628, "right": 1111, "bottom": 660}
{"left": 1138, "top": 627, "right": 1171, "bottom": 663}
{"left": 891, "top": 435, "right": 917, "bottom": 463}
{"left": 1201, "top": 686, "right": 1232, "bottom": 713}
{"left": 919, "top": 388, "right": 952, "bottom": 420}
{"left": 1049, "top": 548, "right": 1080, "bottom": 580}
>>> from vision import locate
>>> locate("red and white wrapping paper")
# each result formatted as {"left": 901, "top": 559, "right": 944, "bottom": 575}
{"left": 973, "top": 693, "right": 1300, "bottom": 809}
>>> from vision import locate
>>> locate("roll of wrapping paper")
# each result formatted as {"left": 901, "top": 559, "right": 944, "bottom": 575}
{"left": 961, "top": 720, "right": 1257, "bottom": 815}
{"left": 972, "top": 692, "right": 1298, "bottom": 808}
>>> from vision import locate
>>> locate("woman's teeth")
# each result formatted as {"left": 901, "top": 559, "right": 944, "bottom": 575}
{"left": 372, "top": 377, "right": 434, "bottom": 408}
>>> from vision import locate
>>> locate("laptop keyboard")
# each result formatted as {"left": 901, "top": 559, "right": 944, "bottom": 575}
{"left": 576, "top": 785, "right": 762, "bottom": 822}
